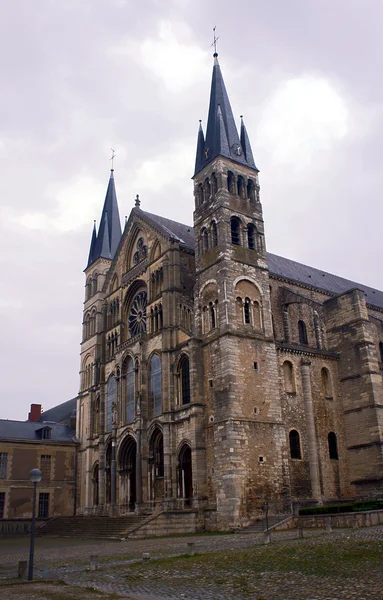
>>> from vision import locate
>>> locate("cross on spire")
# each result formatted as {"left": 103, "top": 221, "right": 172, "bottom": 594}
{"left": 110, "top": 148, "right": 116, "bottom": 170}
{"left": 211, "top": 26, "right": 219, "bottom": 56}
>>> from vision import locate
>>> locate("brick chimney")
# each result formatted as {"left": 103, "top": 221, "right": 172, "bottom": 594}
{"left": 28, "top": 403, "right": 42, "bottom": 422}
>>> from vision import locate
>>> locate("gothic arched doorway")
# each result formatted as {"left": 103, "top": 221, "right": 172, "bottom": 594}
{"left": 149, "top": 428, "right": 164, "bottom": 504}
{"left": 92, "top": 463, "right": 99, "bottom": 507}
{"left": 118, "top": 436, "right": 137, "bottom": 512}
{"left": 178, "top": 444, "right": 193, "bottom": 507}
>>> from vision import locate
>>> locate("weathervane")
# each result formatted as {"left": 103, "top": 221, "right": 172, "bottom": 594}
{"left": 211, "top": 26, "right": 219, "bottom": 55}
{"left": 110, "top": 148, "right": 116, "bottom": 170}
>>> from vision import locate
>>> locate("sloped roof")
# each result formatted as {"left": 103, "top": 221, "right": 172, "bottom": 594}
{"left": 88, "top": 171, "right": 122, "bottom": 267}
{"left": 37, "top": 397, "right": 77, "bottom": 424}
{"left": 195, "top": 55, "right": 258, "bottom": 175}
{"left": 267, "top": 252, "right": 383, "bottom": 310}
{"left": 140, "top": 210, "right": 194, "bottom": 250}
{"left": 0, "top": 420, "right": 76, "bottom": 443}
{"left": 139, "top": 211, "right": 383, "bottom": 310}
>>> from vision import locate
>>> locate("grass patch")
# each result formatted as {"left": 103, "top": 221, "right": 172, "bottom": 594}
{"left": 120, "top": 536, "right": 383, "bottom": 581}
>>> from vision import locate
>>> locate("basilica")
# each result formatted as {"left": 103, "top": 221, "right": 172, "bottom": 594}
{"left": 76, "top": 52, "right": 383, "bottom": 528}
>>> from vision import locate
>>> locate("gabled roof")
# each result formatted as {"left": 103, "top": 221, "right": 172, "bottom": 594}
{"left": 194, "top": 54, "right": 258, "bottom": 175}
{"left": 0, "top": 420, "right": 76, "bottom": 443}
{"left": 138, "top": 209, "right": 194, "bottom": 250}
{"left": 37, "top": 397, "right": 77, "bottom": 425}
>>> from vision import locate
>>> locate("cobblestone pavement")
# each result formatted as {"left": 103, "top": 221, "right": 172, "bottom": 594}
{"left": 1, "top": 526, "right": 383, "bottom": 599}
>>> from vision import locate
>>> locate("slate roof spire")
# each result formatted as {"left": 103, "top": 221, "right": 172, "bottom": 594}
{"left": 87, "top": 220, "right": 97, "bottom": 267}
{"left": 87, "top": 169, "right": 122, "bottom": 268}
{"left": 194, "top": 52, "right": 258, "bottom": 175}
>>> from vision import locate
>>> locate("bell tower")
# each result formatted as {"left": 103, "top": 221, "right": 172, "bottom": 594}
{"left": 193, "top": 53, "right": 289, "bottom": 526}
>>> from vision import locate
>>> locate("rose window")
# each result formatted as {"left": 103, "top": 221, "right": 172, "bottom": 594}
{"left": 128, "top": 291, "right": 147, "bottom": 337}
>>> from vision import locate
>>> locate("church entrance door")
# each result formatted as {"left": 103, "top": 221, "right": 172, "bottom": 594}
{"left": 118, "top": 436, "right": 137, "bottom": 512}
{"left": 178, "top": 444, "right": 193, "bottom": 507}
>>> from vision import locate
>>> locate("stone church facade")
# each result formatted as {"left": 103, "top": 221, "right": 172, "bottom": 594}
{"left": 76, "top": 53, "right": 383, "bottom": 527}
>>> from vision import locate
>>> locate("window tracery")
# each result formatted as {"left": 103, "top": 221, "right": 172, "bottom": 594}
{"left": 128, "top": 291, "right": 147, "bottom": 337}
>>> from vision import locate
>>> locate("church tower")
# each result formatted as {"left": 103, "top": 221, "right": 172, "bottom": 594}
{"left": 193, "top": 53, "right": 290, "bottom": 525}
{"left": 78, "top": 169, "right": 122, "bottom": 510}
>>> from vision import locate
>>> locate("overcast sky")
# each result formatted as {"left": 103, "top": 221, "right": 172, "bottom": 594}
{"left": 1, "top": 0, "right": 383, "bottom": 421}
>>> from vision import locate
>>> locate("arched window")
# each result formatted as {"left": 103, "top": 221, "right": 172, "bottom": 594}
{"left": 151, "top": 429, "right": 164, "bottom": 478}
{"left": 231, "top": 217, "right": 241, "bottom": 245}
{"left": 92, "top": 274, "right": 98, "bottom": 296}
{"left": 150, "top": 355, "right": 162, "bottom": 417}
{"left": 321, "top": 367, "right": 333, "bottom": 398}
{"left": 328, "top": 432, "right": 339, "bottom": 460}
{"left": 283, "top": 361, "right": 295, "bottom": 394}
{"left": 106, "top": 375, "right": 116, "bottom": 432}
{"left": 159, "top": 303, "right": 163, "bottom": 329}
{"left": 125, "top": 357, "right": 135, "bottom": 423}
{"left": 298, "top": 320, "right": 308, "bottom": 345}
{"left": 202, "top": 228, "right": 209, "bottom": 253}
{"left": 197, "top": 183, "right": 204, "bottom": 206}
{"left": 209, "top": 301, "right": 216, "bottom": 329}
{"left": 211, "top": 173, "right": 218, "bottom": 195}
{"left": 247, "top": 179, "right": 256, "bottom": 202}
{"left": 178, "top": 444, "right": 193, "bottom": 506}
{"left": 180, "top": 356, "right": 191, "bottom": 405}
{"left": 244, "top": 297, "right": 251, "bottom": 324}
{"left": 227, "top": 171, "right": 235, "bottom": 194}
{"left": 204, "top": 177, "right": 211, "bottom": 201}
{"left": 247, "top": 224, "right": 256, "bottom": 250}
{"left": 237, "top": 175, "right": 245, "bottom": 198}
{"left": 211, "top": 221, "right": 218, "bottom": 247}
{"left": 289, "top": 430, "right": 302, "bottom": 459}
{"left": 128, "top": 290, "right": 147, "bottom": 337}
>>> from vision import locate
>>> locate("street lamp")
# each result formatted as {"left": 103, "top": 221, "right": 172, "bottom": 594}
{"left": 28, "top": 468, "right": 42, "bottom": 581}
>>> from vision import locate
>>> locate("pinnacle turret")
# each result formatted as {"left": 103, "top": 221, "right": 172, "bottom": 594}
{"left": 87, "top": 221, "right": 97, "bottom": 268}
{"left": 194, "top": 53, "right": 258, "bottom": 175}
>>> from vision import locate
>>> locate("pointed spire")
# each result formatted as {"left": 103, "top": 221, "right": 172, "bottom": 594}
{"left": 216, "top": 104, "right": 230, "bottom": 157}
{"left": 240, "top": 116, "right": 258, "bottom": 171}
{"left": 87, "top": 220, "right": 97, "bottom": 267}
{"left": 194, "top": 53, "right": 258, "bottom": 175}
{"left": 87, "top": 170, "right": 122, "bottom": 268}
{"left": 194, "top": 120, "right": 205, "bottom": 175}
{"left": 98, "top": 211, "right": 112, "bottom": 259}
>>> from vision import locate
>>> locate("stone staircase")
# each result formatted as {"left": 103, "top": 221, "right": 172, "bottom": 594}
{"left": 241, "top": 514, "right": 293, "bottom": 534}
{"left": 37, "top": 514, "right": 150, "bottom": 538}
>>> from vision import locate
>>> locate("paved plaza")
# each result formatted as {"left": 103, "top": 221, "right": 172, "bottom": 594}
{"left": 0, "top": 526, "right": 383, "bottom": 599}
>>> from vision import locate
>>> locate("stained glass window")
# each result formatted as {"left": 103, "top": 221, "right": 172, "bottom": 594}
{"left": 150, "top": 355, "right": 162, "bottom": 416}
{"left": 129, "top": 291, "right": 147, "bottom": 337}
{"left": 126, "top": 358, "right": 135, "bottom": 423}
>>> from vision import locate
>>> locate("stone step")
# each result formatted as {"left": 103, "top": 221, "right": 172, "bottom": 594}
{"left": 38, "top": 515, "right": 150, "bottom": 538}
{"left": 241, "top": 515, "right": 291, "bottom": 534}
